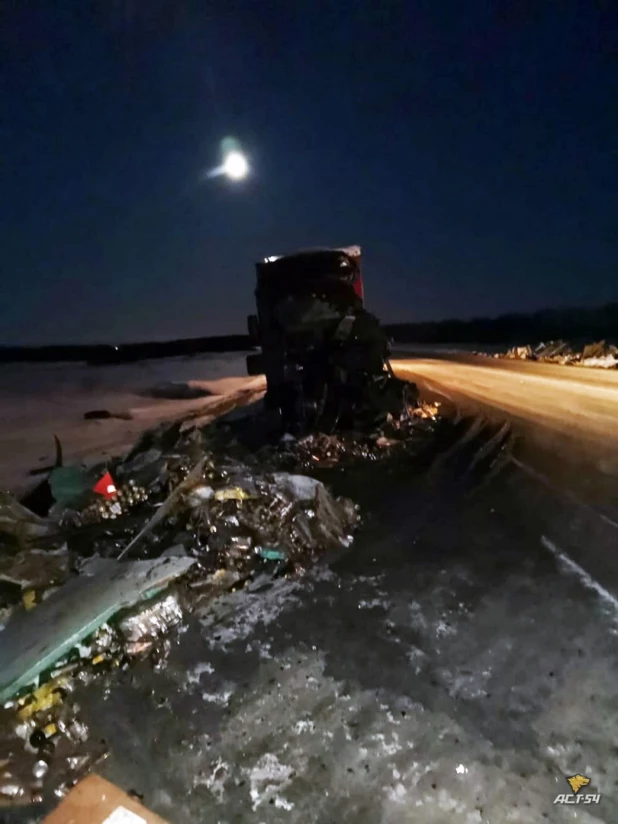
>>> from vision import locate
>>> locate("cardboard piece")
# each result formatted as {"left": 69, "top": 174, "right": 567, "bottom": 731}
{"left": 43, "top": 774, "right": 170, "bottom": 824}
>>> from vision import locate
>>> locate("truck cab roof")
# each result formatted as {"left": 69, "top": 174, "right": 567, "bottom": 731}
{"left": 255, "top": 245, "right": 363, "bottom": 304}
{"left": 260, "top": 246, "right": 360, "bottom": 265}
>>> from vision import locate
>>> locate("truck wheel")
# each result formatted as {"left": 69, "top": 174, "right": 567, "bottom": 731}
{"left": 246, "top": 353, "right": 265, "bottom": 376}
{"left": 247, "top": 314, "right": 260, "bottom": 343}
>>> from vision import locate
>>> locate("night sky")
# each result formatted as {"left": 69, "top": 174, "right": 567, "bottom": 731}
{"left": 1, "top": 2, "right": 616, "bottom": 345}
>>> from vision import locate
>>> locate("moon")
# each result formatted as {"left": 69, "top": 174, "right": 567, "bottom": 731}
{"left": 201, "top": 138, "right": 250, "bottom": 182}
{"left": 222, "top": 150, "right": 249, "bottom": 180}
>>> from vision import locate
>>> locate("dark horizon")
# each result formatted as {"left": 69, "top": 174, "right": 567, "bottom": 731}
{"left": 1, "top": 301, "right": 615, "bottom": 361}
{"left": 1, "top": 2, "right": 616, "bottom": 345}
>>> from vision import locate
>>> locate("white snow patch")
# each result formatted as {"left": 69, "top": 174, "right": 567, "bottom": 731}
{"left": 446, "top": 669, "right": 491, "bottom": 700}
{"left": 370, "top": 732, "right": 402, "bottom": 757}
{"left": 245, "top": 640, "right": 273, "bottom": 660}
{"left": 408, "top": 603, "right": 427, "bottom": 630}
{"left": 258, "top": 642, "right": 273, "bottom": 659}
{"left": 406, "top": 647, "right": 427, "bottom": 673}
{"left": 581, "top": 355, "right": 618, "bottom": 368}
{"left": 185, "top": 661, "right": 215, "bottom": 686}
{"left": 358, "top": 598, "right": 389, "bottom": 610}
{"left": 400, "top": 760, "right": 435, "bottom": 786}
{"left": 545, "top": 743, "right": 571, "bottom": 759}
{"left": 434, "top": 788, "right": 471, "bottom": 814}
{"left": 200, "top": 579, "right": 302, "bottom": 648}
{"left": 435, "top": 620, "right": 456, "bottom": 638}
{"left": 0, "top": 354, "right": 264, "bottom": 495}
{"left": 194, "top": 758, "right": 229, "bottom": 802}
{"left": 247, "top": 753, "right": 295, "bottom": 811}
{"left": 201, "top": 690, "right": 233, "bottom": 706}
{"left": 388, "top": 783, "right": 408, "bottom": 803}
{"left": 308, "top": 565, "right": 339, "bottom": 584}
{"left": 354, "top": 574, "right": 386, "bottom": 585}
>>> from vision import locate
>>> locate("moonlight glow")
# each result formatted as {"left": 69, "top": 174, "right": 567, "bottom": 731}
{"left": 222, "top": 150, "right": 249, "bottom": 180}
{"left": 202, "top": 139, "right": 250, "bottom": 182}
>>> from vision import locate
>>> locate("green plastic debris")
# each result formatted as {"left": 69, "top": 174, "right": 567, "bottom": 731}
{"left": 49, "top": 466, "right": 91, "bottom": 506}
{"left": 258, "top": 548, "right": 287, "bottom": 562}
{"left": 0, "top": 556, "right": 195, "bottom": 703}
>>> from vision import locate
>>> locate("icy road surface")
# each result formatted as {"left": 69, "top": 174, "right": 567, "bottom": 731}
{"left": 57, "top": 423, "right": 618, "bottom": 823}
{"left": 392, "top": 352, "right": 618, "bottom": 451}
{"left": 392, "top": 353, "right": 618, "bottom": 583}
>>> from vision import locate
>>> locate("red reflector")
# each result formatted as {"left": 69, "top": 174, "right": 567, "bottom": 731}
{"left": 93, "top": 471, "right": 117, "bottom": 499}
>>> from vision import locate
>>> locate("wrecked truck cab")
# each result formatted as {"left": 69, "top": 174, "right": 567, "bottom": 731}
{"left": 247, "top": 246, "right": 363, "bottom": 361}
{"left": 246, "top": 247, "right": 364, "bottom": 426}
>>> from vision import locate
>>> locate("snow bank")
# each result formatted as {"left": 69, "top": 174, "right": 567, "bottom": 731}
{"left": 0, "top": 353, "right": 264, "bottom": 495}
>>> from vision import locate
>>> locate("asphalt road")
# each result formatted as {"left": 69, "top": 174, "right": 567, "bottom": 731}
{"left": 391, "top": 351, "right": 618, "bottom": 451}
{"left": 392, "top": 353, "right": 618, "bottom": 594}
{"left": 7, "top": 355, "right": 618, "bottom": 824}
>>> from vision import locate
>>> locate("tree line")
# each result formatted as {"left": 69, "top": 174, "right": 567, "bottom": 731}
{"left": 384, "top": 302, "right": 618, "bottom": 345}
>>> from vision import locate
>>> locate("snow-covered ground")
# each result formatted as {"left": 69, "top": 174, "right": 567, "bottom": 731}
{"left": 393, "top": 341, "right": 618, "bottom": 367}
{"left": 392, "top": 342, "right": 506, "bottom": 355}
{"left": 0, "top": 353, "right": 264, "bottom": 495}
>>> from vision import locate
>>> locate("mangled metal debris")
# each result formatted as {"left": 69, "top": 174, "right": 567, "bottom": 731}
{"left": 272, "top": 405, "right": 442, "bottom": 470}
{"left": 0, "top": 493, "right": 57, "bottom": 545}
{"left": 493, "top": 339, "right": 618, "bottom": 369}
{"left": 0, "top": 547, "right": 69, "bottom": 591}
{"left": 0, "top": 556, "right": 196, "bottom": 704}
{"left": 1, "top": 690, "right": 108, "bottom": 807}
{"left": 209, "top": 397, "right": 442, "bottom": 473}
{"left": 0, "top": 413, "right": 371, "bottom": 805}
{"left": 118, "top": 591, "right": 184, "bottom": 657}
{"left": 0, "top": 558, "right": 195, "bottom": 806}
{"left": 0, "top": 282, "right": 442, "bottom": 807}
